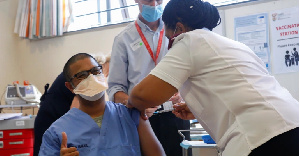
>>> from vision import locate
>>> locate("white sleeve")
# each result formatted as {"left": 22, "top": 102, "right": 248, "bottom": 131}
{"left": 150, "top": 39, "right": 192, "bottom": 90}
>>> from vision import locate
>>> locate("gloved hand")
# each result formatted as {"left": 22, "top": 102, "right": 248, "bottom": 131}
{"left": 172, "top": 103, "right": 195, "bottom": 120}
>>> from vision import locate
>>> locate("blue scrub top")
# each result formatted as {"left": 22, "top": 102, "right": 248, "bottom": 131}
{"left": 39, "top": 101, "right": 141, "bottom": 156}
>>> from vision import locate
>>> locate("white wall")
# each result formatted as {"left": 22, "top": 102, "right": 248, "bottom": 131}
{"left": 0, "top": 0, "right": 298, "bottom": 106}
{"left": 0, "top": 0, "right": 23, "bottom": 105}
{"left": 17, "top": 24, "right": 126, "bottom": 95}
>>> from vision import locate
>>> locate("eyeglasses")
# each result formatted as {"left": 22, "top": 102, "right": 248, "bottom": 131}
{"left": 69, "top": 65, "right": 102, "bottom": 82}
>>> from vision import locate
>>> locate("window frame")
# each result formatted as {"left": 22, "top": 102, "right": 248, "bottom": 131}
{"left": 66, "top": 0, "right": 263, "bottom": 33}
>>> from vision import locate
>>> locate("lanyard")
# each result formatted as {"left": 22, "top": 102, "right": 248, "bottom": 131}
{"left": 135, "top": 21, "right": 164, "bottom": 65}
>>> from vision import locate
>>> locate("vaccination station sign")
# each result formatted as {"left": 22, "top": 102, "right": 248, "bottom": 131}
{"left": 270, "top": 7, "right": 299, "bottom": 74}
{"left": 234, "top": 7, "right": 299, "bottom": 74}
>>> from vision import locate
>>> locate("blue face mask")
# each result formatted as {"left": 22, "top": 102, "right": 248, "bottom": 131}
{"left": 141, "top": 4, "right": 163, "bottom": 22}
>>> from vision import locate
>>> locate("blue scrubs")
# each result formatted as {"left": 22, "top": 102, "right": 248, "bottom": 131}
{"left": 39, "top": 101, "right": 141, "bottom": 156}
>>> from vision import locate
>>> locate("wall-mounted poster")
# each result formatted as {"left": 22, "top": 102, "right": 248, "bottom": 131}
{"left": 234, "top": 13, "right": 271, "bottom": 72}
{"left": 270, "top": 7, "right": 299, "bottom": 74}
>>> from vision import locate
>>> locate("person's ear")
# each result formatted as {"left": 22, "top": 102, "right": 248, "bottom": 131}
{"left": 175, "top": 22, "right": 189, "bottom": 34}
{"left": 65, "top": 82, "right": 75, "bottom": 93}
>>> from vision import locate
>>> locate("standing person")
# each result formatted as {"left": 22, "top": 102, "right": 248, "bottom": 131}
{"left": 128, "top": 0, "right": 299, "bottom": 156}
{"left": 292, "top": 47, "right": 299, "bottom": 65}
{"left": 107, "top": 0, "right": 191, "bottom": 155}
{"left": 285, "top": 50, "right": 291, "bottom": 67}
{"left": 291, "top": 54, "right": 295, "bottom": 66}
{"left": 39, "top": 53, "right": 165, "bottom": 156}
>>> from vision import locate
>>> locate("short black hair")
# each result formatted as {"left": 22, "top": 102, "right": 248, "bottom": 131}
{"left": 63, "top": 53, "right": 98, "bottom": 82}
{"left": 162, "top": 0, "right": 221, "bottom": 31}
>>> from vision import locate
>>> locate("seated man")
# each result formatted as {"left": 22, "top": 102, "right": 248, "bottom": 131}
{"left": 34, "top": 54, "right": 110, "bottom": 155}
{"left": 39, "top": 53, "right": 165, "bottom": 156}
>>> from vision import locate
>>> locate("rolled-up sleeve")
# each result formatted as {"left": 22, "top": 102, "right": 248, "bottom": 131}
{"left": 107, "top": 35, "right": 129, "bottom": 101}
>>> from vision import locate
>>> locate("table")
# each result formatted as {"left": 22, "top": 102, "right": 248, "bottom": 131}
{"left": 0, "top": 104, "right": 39, "bottom": 114}
{"left": 178, "top": 129, "right": 219, "bottom": 156}
{"left": 180, "top": 140, "right": 217, "bottom": 156}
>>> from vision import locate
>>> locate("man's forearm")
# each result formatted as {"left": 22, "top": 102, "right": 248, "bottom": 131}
{"left": 114, "top": 91, "right": 129, "bottom": 105}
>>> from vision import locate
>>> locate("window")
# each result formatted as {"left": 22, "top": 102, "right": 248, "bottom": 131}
{"left": 68, "top": 0, "right": 139, "bottom": 32}
{"left": 68, "top": 0, "right": 255, "bottom": 32}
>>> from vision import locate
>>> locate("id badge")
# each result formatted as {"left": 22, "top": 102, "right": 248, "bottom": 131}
{"left": 130, "top": 38, "right": 143, "bottom": 51}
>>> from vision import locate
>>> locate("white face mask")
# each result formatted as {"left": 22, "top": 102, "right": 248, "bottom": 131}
{"left": 79, "top": 91, "right": 105, "bottom": 101}
{"left": 73, "top": 74, "right": 108, "bottom": 101}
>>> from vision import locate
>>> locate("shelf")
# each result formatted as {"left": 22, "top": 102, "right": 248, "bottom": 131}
{"left": 0, "top": 104, "right": 39, "bottom": 109}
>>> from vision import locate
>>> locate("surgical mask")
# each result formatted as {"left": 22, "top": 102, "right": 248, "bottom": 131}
{"left": 141, "top": 4, "right": 163, "bottom": 22}
{"left": 168, "top": 27, "right": 182, "bottom": 50}
{"left": 73, "top": 74, "right": 108, "bottom": 101}
{"left": 79, "top": 91, "right": 105, "bottom": 102}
